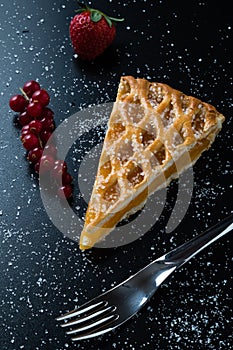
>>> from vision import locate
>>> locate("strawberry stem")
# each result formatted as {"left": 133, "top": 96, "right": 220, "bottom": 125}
{"left": 75, "top": 2, "right": 124, "bottom": 27}
{"left": 77, "top": 2, "right": 90, "bottom": 11}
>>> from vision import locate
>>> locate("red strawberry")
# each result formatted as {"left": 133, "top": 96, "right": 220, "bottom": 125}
{"left": 69, "top": 3, "right": 124, "bottom": 61}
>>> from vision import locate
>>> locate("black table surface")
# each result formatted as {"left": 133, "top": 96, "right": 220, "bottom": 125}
{"left": 0, "top": 1, "right": 232, "bottom": 349}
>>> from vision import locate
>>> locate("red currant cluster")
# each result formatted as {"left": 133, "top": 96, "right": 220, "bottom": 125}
{"left": 9, "top": 80, "right": 73, "bottom": 200}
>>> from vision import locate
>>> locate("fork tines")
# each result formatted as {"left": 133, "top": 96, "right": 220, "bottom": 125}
{"left": 56, "top": 300, "right": 119, "bottom": 341}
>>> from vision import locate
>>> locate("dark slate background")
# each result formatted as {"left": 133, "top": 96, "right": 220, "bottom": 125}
{"left": 0, "top": 1, "right": 232, "bottom": 349}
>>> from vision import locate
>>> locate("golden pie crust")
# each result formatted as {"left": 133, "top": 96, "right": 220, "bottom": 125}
{"left": 79, "top": 76, "right": 225, "bottom": 250}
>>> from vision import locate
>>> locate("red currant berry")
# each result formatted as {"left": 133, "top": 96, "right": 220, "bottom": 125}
{"left": 27, "top": 147, "right": 43, "bottom": 164}
{"left": 27, "top": 101, "right": 43, "bottom": 118}
{"left": 21, "top": 133, "right": 40, "bottom": 150}
{"left": 18, "top": 111, "right": 33, "bottom": 126}
{"left": 44, "top": 144, "right": 57, "bottom": 157}
{"left": 21, "top": 125, "right": 30, "bottom": 138}
{"left": 39, "top": 155, "right": 55, "bottom": 173}
{"left": 41, "top": 107, "right": 54, "bottom": 120}
{"left": 50, "top": 160, "right": 67, "bottom": 180}
{"left": 50, "top": 167, "right": 62, "bottom": 181}
{"left": 9, "top": 95, "right": 27, "bottom": 112}
{"left": 23, "top": 80, "right": 40, "bottom": 97}
{"left": 62, "top": 172, "right": 73, "bottom": 185}
{"left": 40, "top": 117, "right": 54, "bottom": 132}
{"left": 40, "top": 130, "right": 52, "bottom": 145}
{"left": 57, "top": 185, "right": 73, "bottom": 199}
{"left": 32, "top": 89, "right": 50, "bottom": 107}
{"left": 54, "top": 159, "right": 68, "bottom": 172}
{"left": 28, "top": 120, "right": 43, "bottom": 134}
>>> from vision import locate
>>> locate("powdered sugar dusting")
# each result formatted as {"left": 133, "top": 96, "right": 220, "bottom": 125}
{"left": 0, "top": 0, "right": 232, "bottom": 349}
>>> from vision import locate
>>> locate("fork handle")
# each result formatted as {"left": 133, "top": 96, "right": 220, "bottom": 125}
{"left": 158, "top": 213, "right": 233, "bottom": 267}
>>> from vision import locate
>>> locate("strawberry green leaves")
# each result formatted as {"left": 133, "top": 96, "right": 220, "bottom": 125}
{"left": 75, "top": 2, "right": 124, "bottom": 28}
{"left": 90, "top": 10, "right": 102, "bottom": 23}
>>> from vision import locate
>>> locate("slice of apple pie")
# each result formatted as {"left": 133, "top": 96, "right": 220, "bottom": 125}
{"left": 79, "top": 76, "right": 225, "bottom": 250}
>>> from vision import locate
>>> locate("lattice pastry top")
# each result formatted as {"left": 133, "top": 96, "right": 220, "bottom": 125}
{"left": 79, "top": 76, "right": 225, "bottom": 250}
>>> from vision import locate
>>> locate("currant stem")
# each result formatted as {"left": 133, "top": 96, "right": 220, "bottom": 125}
{"left": 19, "top": 87, "right": 30, "bottom": 101}
{"left": 38, "top": 135, "right": 43, "bottom": 149}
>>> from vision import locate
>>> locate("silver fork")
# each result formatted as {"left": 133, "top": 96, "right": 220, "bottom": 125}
{"left": 56, "top": 214, "right": 233, "bottom": 341}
